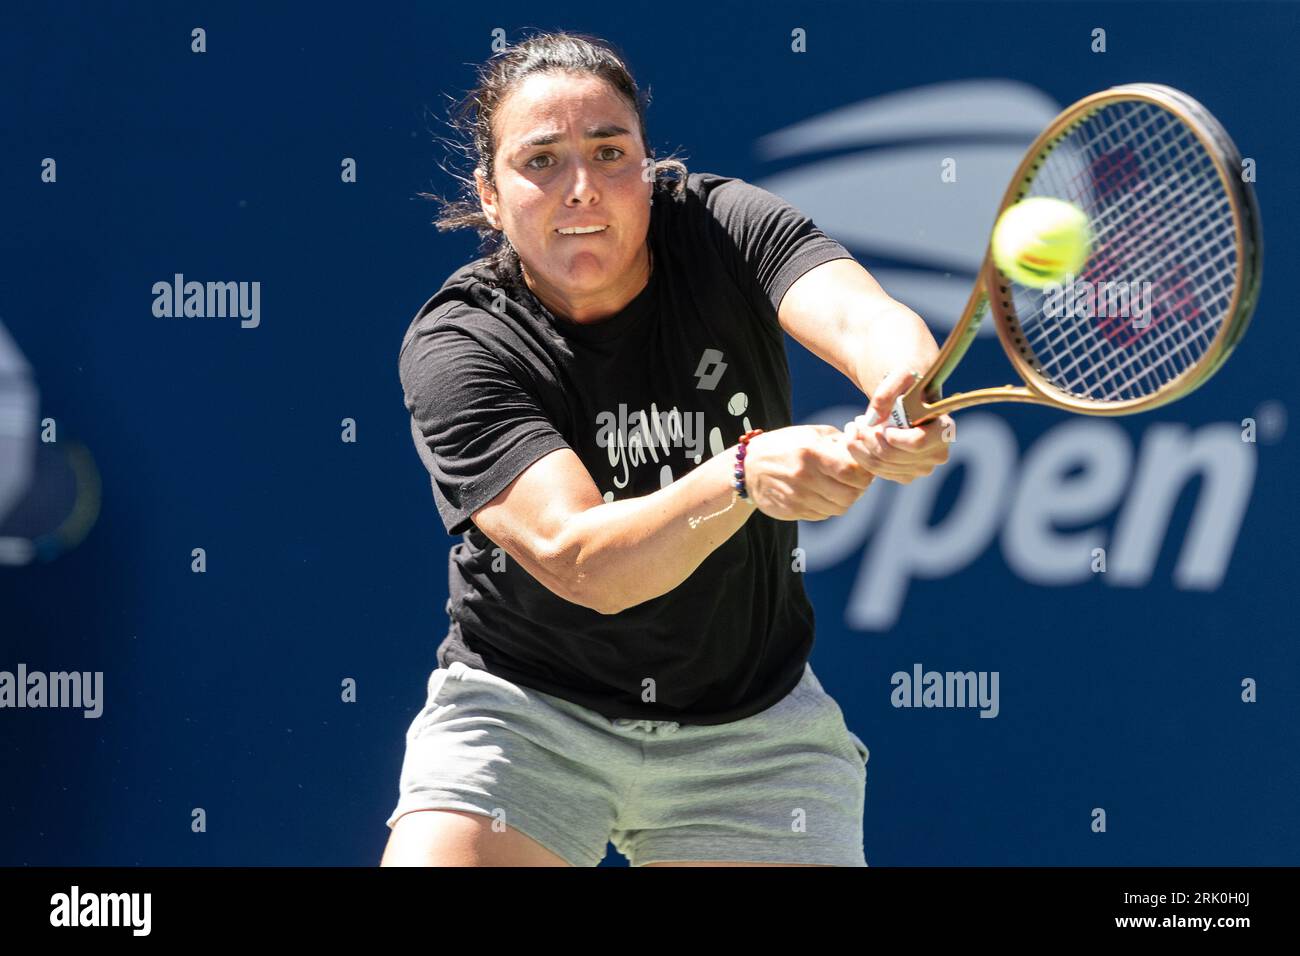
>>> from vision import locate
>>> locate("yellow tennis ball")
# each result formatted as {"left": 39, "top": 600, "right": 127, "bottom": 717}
{"left": 991, "top": 197, "right": 1092, "bottom": 289}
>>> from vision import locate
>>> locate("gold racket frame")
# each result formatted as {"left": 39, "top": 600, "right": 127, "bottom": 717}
{"left": 891, "top": 82, "right": 1263, "bottom": 427}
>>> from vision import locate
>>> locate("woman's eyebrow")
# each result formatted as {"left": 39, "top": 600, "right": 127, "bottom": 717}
{"left": 515, "top": 124, "right": 632, "bottom": 152}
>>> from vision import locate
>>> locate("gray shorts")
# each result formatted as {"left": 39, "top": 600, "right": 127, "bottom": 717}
{"left": 386, "top": 659, "right": 870, "bottom": 866}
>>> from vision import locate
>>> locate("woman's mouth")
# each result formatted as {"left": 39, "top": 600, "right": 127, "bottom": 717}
{"left": 555, "top": 225, "right": 609, "bottom": 235}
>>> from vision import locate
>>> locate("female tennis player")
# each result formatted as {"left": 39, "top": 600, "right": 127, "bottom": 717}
{"left": 381, "top": 31, "right": 951, "bottom": 867}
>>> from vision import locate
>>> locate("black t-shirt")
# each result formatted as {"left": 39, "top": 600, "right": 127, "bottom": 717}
{"left": 398, "top": 171, "right": 853, "bottom": 724}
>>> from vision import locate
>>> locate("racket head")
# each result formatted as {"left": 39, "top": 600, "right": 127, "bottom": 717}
{"left": 984, "top": 83, "right": 1263, "bottom": 416}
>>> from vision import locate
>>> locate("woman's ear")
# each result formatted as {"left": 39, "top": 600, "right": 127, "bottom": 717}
{"left": 474, "top": 168, "right": 499, "bottom": 229}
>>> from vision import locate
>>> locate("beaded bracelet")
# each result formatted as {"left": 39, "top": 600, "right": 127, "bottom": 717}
{"left": 687, "top": 428, "right": 764, "bottom": 529}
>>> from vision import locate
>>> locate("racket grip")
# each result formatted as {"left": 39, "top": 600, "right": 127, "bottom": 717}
{"left": 859, "top": 396, "right": 912, "bottom": 430}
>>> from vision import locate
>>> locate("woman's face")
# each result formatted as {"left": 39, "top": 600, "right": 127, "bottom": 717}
{"left": 477, "top": 71, "right": 654, "bottom": 322}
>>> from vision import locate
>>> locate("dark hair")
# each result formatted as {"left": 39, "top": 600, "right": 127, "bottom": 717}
{"left": 420, "top": 30, "right": 689, "bottom": 293}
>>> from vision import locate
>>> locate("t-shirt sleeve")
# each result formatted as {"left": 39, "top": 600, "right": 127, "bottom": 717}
{"left": 399, "top": 322, "right": 571, "bottom": 537}
{"left": 703, "top": 175, "right": 854, "bottom": 321}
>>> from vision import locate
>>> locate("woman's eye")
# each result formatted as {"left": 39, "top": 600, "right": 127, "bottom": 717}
{"left": 526, "top": 147, "right": 622, "bottom": 170}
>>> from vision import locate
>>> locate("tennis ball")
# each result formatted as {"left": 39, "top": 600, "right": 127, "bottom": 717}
{"left": 991, "top": 197, "right": 1091, "bottom": 289}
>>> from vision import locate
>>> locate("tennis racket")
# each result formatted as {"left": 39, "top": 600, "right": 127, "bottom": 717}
{"left": 853, "top": 82, "right": 1262, "bottom": 433}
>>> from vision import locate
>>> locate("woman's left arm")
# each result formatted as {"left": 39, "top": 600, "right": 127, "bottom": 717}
{"left": 777, "top": 257, "right": 953, "bottom": 484}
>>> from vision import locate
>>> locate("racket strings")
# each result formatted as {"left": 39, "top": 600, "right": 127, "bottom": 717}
{"left": 1024, "top": 105, "right": 1233, "bottom": 398}
{"left": 1075, "top": 112, "right": 1231, "bottom": 359}
{"left": 1008, "top": 100, "right": 1238, "bottom": 403}
{"left": 1033, "top": 106, "right": 1228, "bottom": 393}
{"left": 1045, "top": 176, "right": 1232, "bottom": 395}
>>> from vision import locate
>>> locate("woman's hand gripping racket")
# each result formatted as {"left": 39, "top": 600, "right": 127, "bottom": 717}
{"left": 849, "top": 83, "right": 1262, "bottom": 439}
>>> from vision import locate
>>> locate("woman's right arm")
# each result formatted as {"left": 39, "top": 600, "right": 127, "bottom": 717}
{"left": 471, "top": 425, "right": 874, "bottom": 615}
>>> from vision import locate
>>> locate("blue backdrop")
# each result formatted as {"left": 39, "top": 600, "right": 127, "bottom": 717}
{"left": 2, "top": 0, "right": 1296, "bottom": 866}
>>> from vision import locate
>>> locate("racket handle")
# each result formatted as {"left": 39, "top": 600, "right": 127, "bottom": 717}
{"left": 857, "top": 396, "right": 912, "bottom": 431}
